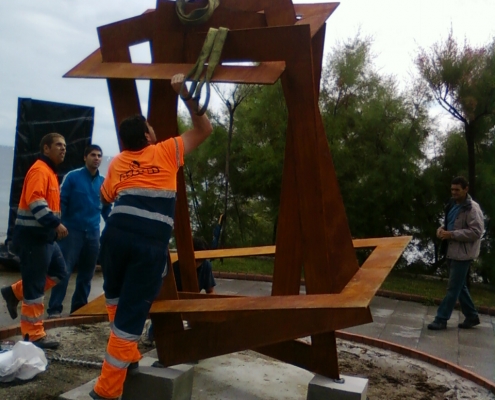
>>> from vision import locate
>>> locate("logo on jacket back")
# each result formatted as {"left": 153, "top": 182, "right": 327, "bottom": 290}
{"left": 120, "top": 161, "right": 160, "bottom": 182}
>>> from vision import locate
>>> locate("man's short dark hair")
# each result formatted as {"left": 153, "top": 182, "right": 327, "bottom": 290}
{"left": 451, "top": 176, "right": 469, "bottom": 189}
{"left": 39, "top": 133, "right": 64, "bottom": 153}
{"left": 84, "top": 144, "right": 103, "bottom": 157}
{"left": 193, "top": 237, "right": 209, "bottom": 251}
{"left": 119, "top": 115, "right": 149, "bottom": 151}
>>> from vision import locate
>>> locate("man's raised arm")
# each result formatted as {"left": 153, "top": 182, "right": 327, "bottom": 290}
{"left": 171, "top": 74, "right": 213, "bottom": 155}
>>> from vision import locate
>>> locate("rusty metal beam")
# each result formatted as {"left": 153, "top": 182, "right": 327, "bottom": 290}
{"left": 63, "top": 49, "right": 285, "bottom": 84}
{"left": 152, "top": 307, "right": 371, "bottom": 367}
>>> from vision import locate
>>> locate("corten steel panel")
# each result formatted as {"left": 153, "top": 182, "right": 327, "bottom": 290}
{"left": 97, "top": 14, "right": 154, "bottom": 143}
{"left": 72, "top": 236, "right": 411, "bottom": 317}
{"left": 278, "top": 19, "right": 344, "bottom": 374}
{"left": 66, "top": 1, "right": 411, "bottom": 381}
{"left": 278, "top": 31, "right": 358, "bottom": 295}
{"left": 67, "top": 26, "right": 331, "bottom": 80}
{"left": 311, "top": 24, "right": 326, "bottom": 97}
{"left": 98, "top": 12, "right": 155, "bottom": 54}
{"left": 152, "top": 307, "right": 371, "bottom": 368}
{"left": 294, "top": 4, "right": 339, "bottom": 37}
{"left": 184, "top": 5, "right": 268, "bottom": 30}
{"left": 151, "top": 1, "right": 198, "bottom": 294}
{"left": 63, "top": 49, "right": 286, "bottom": 84}
{"left": 255, "top": 337, "right": 342, "bottom": 377}
{"left": 268, "top": 3, "right": 305, "bottom": 298}
{"left": 311, "top": 332, "right": 340, "bottom": 378}
{"left": 272, "top": 119, "right": 304, "bottom": 297}
{"left": 264, "top": 0, "right": 297, "bottom": 27}
{"left": 180, "top": 25, "right": 331, "bottom": 64}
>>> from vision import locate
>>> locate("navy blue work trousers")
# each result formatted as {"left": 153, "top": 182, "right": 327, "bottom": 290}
{"left": 99, "top": 225, "right": 168, "bottom": 336}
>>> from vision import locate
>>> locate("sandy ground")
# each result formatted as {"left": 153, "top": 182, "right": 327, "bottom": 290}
{"left": 0, "top": 322, "right": 493, "bottom": 400}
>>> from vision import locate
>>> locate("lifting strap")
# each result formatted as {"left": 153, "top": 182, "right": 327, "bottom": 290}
{"left": 179, "top": 26, "right": 228, "bottom": 116}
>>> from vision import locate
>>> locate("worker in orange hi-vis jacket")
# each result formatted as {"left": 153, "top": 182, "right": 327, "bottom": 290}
{"left": 1, "top": 133, "right": 69, "bottom": 349}
{"left": 89, "top": 73, "right": 212, "bottom": 400}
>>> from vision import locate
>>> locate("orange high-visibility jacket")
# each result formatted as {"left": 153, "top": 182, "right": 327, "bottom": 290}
{"left": 15, "top": 156, "right": 61, "bottom": 241}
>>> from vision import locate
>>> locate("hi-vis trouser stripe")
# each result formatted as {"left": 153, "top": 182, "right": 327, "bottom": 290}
{"left": 20, "top": 295, "right": 47, "bottom": 341}
{"left": 105, "top": 298, "right": 119, "bottom": 325}
{"left": 11, "top": 276, "right": 60, "bottom": 301}
{"left": 113, "top": 325, "right": 140, "bottom": 342}
{"left": 94, "top": 331, "right": 142, "bottom": 398}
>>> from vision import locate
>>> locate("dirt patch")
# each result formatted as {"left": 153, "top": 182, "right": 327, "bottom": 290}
{"left": 0, "top": 322, "right": 493, "bottom": 400}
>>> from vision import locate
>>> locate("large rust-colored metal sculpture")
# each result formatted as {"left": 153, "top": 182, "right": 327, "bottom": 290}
{"left": 68, "top": 0, "right": 411, "bottom": 380}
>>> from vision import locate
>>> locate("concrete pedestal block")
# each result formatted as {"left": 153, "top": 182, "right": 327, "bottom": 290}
{"left": 122, "top": 357, "right": 194, "bottom": 400}
{"left": 307, "top": 374, "right": 368, "bottom": 400}
{"left": 59, "top": 357, "right": 194, "bottom": 400}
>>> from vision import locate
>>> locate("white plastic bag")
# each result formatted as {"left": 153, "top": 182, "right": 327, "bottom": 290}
{"left": 0, "top": 341, "right": 47, "bottom": 382}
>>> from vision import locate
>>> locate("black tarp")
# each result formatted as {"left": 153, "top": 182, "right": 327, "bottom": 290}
{"left": 5, "top": 98, "right": 94, "bottom": 247}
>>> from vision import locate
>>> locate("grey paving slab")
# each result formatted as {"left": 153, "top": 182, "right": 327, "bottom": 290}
{"left": 425, "top": 305, "right": 439, "bottom": 318}
{"left": 459, "top": 345, "right": 495, "bottom": 382}
{"left": 379, "top": 323, "right": 422, "bottom": 348}
{"left": 417, "top": 326, "right": 459, "bottom": 364}
{"left": 458, "top": 324, "right": 495, "bottom": 349}
{"left": 343, "top": 322, "right": 386, "bottom": 338}
{"left": 394, "top": 301, "right": 428, "bottom": 316}
{"left": 387, "top": 313, "right": 425, "bottom": 329}
{"left": 214, "top": 279, "right": 262, "bottom": 296}
{"left": 369, "top": 296, "right": 398, "bottom": 310}
{"left": 421, "top": 320, "right": 460, "bottom": 348}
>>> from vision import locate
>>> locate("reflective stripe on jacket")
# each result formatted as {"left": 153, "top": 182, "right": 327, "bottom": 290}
{"left": 101, "top": 136, "right": 184, "bottom": 242}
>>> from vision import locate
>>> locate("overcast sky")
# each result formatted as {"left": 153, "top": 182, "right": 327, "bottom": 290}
{"left": 1, "top": 0, "right": 494, "bottom": 156}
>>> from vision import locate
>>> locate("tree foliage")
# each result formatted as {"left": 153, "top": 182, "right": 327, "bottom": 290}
{"left": 320, "top": 35, "right": 432, "bottom": 243}
{"left": 179, "top": 31, "right": 495, "bottom": 284}
{"left": 416, "top": 31, "right": 495, "bottom": 197}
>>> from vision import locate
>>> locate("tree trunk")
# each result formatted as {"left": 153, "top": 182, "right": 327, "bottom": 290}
{"left": 465, "top": 123, "right": 476, "bottom": 199}
{"left": 221, "top": 109, "right": 235, "bottom": 246}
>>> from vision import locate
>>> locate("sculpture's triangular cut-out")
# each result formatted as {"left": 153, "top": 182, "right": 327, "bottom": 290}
{"left": 68, "top": 0, "right": 411, "bottom": 380}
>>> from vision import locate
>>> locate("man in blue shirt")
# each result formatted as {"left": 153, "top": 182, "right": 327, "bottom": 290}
{"left": 47, "top": 144, "right": 111, "bottom": 318}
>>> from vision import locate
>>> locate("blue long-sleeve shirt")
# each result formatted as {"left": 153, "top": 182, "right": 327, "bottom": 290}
{"left": 60, "top": 166, "right": 111, "bottom": 232}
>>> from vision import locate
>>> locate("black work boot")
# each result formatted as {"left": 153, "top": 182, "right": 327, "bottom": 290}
{"left": 1, "top": 286, "right": 19, "bottom": 319}
{"left": 89, "top": 389, "right": 120, "bottom": 400}
{"left": 127, "top": 361, "right": 139, "bottom": 374}
{"left": 427, "top": 320, "right": 447, "bottom": 330}
{"left": 31, "top": 336, "right": 60, "bottom": 350}
{"left": 458, "top": 316, "right": 480, "bottom": 329}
